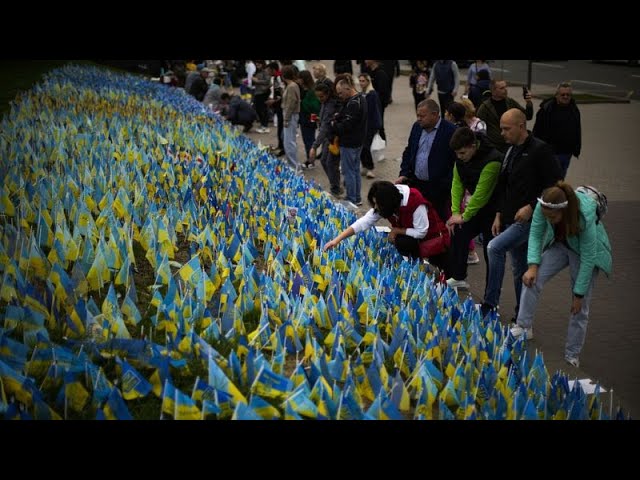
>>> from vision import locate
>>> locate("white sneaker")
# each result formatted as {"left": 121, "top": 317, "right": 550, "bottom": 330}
{"left": 255, "top": 127, "right": 266, "bottom": 133}
{"left": 510, "top": 324, "right": 533, "bottom": 340}
{"left": 446, "top": 278, "right": 470, "bottom": 289}
{"left": 259, "top": 127, "right": 270, "bottom": 133}
{"left": 366, "top": 170, "right": 376, "bottom": 179}
{"left": 341, "top": 200, "right": 359, "bottom": 211}
{"left": 467, "top": 251, "right": 480, "bottom": 264}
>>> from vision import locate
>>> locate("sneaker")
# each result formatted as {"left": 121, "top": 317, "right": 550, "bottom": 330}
{"left": 510, "top": 324, "right": 533, "bottom": 340}
{"left": 261, "top": 127, "right": 270, "bottom": 133}
{"left": 355, "top": 201, "right": 363, "bottom": 207}
{"left": 255, "top": 127, "right": 266, "bottom": 133}
{"left": 366, "top": 170, "right": 376, "bottom": 179}
{"left": 565, "top": 356, "right": 580, "bottom": 368}
{"left": 467, "top": 251, "right": 480, "bottom": 264}
{"left": 446, "top": 278, "right": 470, "bottom": 290}
{"left": 342, "top": 200, "right": 359, "bottom": 211}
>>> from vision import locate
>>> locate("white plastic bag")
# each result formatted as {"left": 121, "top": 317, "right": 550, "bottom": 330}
{"left": 371, "top": 133, "right": 386, "bottom": 162}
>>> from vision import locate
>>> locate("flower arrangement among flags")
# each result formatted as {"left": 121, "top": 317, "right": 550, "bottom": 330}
{"left": 0, "top": 65, "right": 625, "bottom": 420}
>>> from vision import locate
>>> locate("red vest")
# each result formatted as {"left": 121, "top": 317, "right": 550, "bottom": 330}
{"left": 388, "top": 188, "right": 450, "bottom": 257}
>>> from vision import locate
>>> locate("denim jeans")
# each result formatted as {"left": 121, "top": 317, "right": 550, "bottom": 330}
{"left": 283, "top": 113, "right": 299, "bottom": 167}
{"left": 516, "top": 242, "right": 598, "bottom": 359}
{"left": 300, "top": 124, "right": 317, "bottom": 160}
{"left": 340, "top": 145, "right": 363, "bottom": 204}
{"left": 484, "top": 221, "right": 530, "bottom": 313}
{"left": 320, "top": 146, "right": 341, "bottom": 194}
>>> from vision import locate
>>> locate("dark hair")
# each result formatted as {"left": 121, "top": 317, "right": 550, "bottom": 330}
{"left": 476, "top": 69, "right": 490, "bottom": 81}
{"left": 449, "top": 126, "right": 477, "bottom": 150}
{"left": 220, "top": 92, "right": 230, "bottom": 101}
{"left": 298, "top": 70, "right": 315, "bottom": 89}
{"left": 446, "top": 102, "right": 467, "bottom": 125}
{"left": 267, "top": 61, "right": 280, "bottom": 71}
{"left": 367, "top": 181, "right": 402, "bottom": 218}
{"left": 282, "top": 65, "right": 297, "bottom": 81}
{"left": 314, "top": 82, "right": 333, "bottom": 98}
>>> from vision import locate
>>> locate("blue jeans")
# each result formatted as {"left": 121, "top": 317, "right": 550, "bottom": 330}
{"left": 484, "top": 221, "right": 530, "bottom": 314}
{"left": 283, "top": 113, "right": 299, "bottom": 167}
{"left": 340, "top": 146, "right": 363, "bottom": 204}
{"left": 516, "top": 242, "right": 598, "bottom": 359}
{"left": 555, "top": 153, "right": 572, "bottom": 179}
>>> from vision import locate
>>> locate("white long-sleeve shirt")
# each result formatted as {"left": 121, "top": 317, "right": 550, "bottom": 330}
{"left": 245, "top": 61, "right": 256, "bottom": 88}
{"left": 350, "top": 184, "right": 429, "bottom": 239}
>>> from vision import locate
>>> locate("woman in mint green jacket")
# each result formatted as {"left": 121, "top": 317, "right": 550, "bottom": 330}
{"left": 510, "top": 181, "right": 612, "bottom": 368}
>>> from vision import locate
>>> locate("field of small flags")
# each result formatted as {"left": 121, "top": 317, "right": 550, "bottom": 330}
{"left": 0, "top": 65, "right": 623, "bottom": 420}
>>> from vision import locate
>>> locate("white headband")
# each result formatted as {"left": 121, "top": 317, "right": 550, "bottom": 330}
{"left": 537, "top": 197, "right": 568, "bottom": 209}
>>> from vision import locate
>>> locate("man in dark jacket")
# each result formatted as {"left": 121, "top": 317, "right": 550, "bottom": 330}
{"left": 220, "top": 93, "right": 257, "bottom": 133}
{"left": 380, "top": 60, "right": 400, "bottom": 103}
{"left": 395, "top": 99, "right": 457, "bottom": 222}
{"left": 427, "top": 60, "right": 460, "bottom": 119}
{"left": 445, "top": 128, "right": 503, "bottom": 290}
{"left": 331, "top": 78, "right": 368, "bottom": 208}
{"left": 533, "top": 82, "right": 581, "bottom": 179}
{"left": 365, "top": 60, "right": 391, "bottom": 142}
{"left": 480, "top": 109, "right": 561, "bottom": 320}
{"left": 477, "top": 80, "right": 533, "bottom": 153}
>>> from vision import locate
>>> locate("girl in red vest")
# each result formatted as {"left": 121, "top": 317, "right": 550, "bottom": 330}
{"left": 323, "top": 181, "right": 450, "bottom": 268}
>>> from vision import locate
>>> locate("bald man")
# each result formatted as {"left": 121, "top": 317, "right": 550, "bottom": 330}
{"left": 480, "top": 108, "right": 561, "bottom": 321}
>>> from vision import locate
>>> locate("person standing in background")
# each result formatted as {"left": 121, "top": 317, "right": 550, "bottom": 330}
{"left": 334, "top": 60, "right": 353, "bottom": 75}
{"left": 395, "top": 99, "right": 457, "bottom": 222}
{"left": 358, "top": 73, "right": 383, "bottom": 179}
{"left": 464, "top": 60, "right": 492, "bottom": 97}
{"left": 331, "top": 76, "right": 368, "bottom": 209}
{"left": 533, "top": 82, "right": 581, "bottom": 179}
{"left": 381, "top": 60, "right": 401, "bottom": 104}
{"left": 281, "top": 65, "right": 301, "bottom": 168}
{"left": 427, "top": 60, "right": 460, "bottom": 119}
{"left": 365, "top": 60, "right": 391, "bottom": 142}
{"left": 310, "top": 83, "right": 342, "bottom": 197}
{"left": 477, "top": 80, "right": 533, "bottom": 153}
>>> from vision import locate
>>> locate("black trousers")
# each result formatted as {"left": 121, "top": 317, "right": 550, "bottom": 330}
{"left": 360, "top": 130, "right": 376, "bottom": 170}
{"left": 395, "top": 234, "right": 448, "bottom": 272}
{"left": 446, "top": 205, "right": 494, "bottom": 284}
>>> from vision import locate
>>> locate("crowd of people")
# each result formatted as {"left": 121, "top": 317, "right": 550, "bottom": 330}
{"left": 161, "top": 59, "right": 609, "bottom": 368}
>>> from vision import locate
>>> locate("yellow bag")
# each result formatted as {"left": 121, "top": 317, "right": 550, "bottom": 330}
{"left": 328, "top": 137, "right": 340, "bottom": 155}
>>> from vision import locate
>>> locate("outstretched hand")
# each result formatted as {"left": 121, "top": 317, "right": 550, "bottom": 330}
{"left": 323, "top": 239, "right": 338, "bottom": 251}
